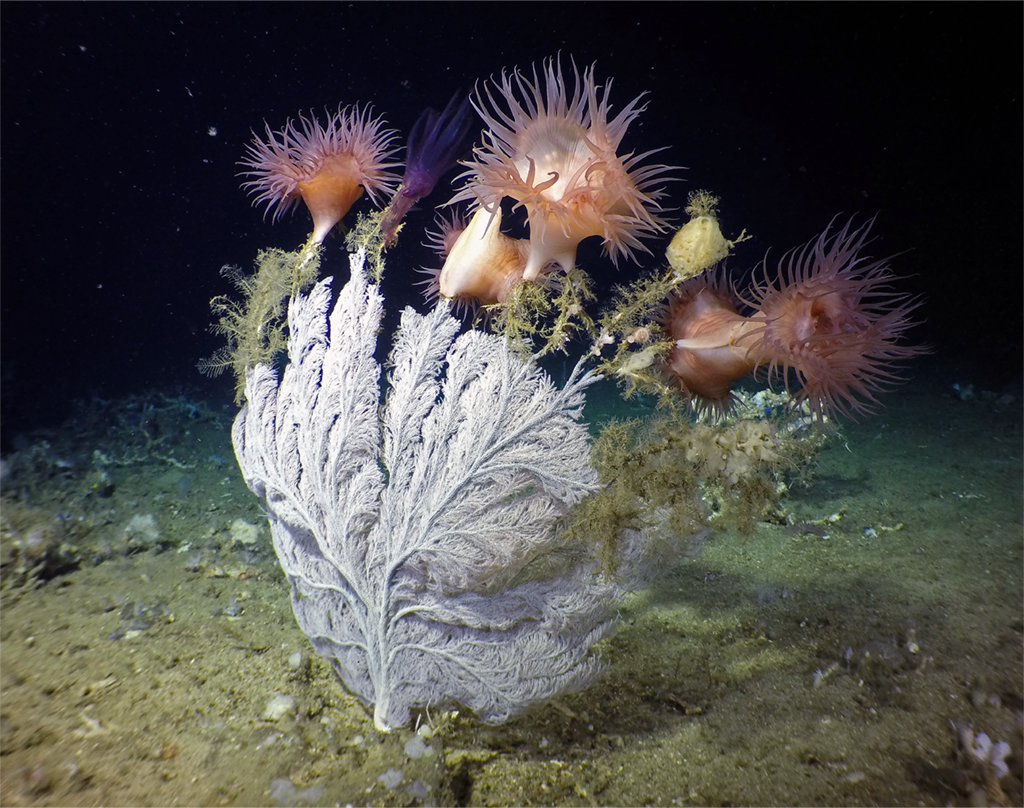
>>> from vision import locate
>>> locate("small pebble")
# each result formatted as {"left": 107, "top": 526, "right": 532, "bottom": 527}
{"left": 262, "top": 692, "right": 296, "bottom": 721}
{"left": 404, "top": 734, "right": 433, "bottom": 759}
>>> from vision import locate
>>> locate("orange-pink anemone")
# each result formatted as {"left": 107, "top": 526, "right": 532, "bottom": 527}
{"left": 419, "top": 208, "right": 530, "bottom": 318}
{"left": 450, "top": 58, "right": 676, "bottom": 282}
{"left": 239, "top": 105, "right": 401, "bottom": 243}
{"left": 661, "top": 269, "right": 757, "bottom": 418}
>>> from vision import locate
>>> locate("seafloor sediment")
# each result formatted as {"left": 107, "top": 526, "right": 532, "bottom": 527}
{"left": 1, "top": 370, "right": 1020, "bottom": 807}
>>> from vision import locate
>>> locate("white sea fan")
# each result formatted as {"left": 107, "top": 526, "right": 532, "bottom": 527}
{"left": 233, "top": 249, "right": 626, "bottom": 731}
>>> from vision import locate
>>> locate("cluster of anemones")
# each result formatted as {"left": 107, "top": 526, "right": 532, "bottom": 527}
{"left": 237, "top": 59, "right": 925, "bottom": 423}
{"left": 237, "top": 57, "right": 674, "bottom": 309}
{"left": 424, "top": 57, "right": 676, "bottom": 313}
{"left": 659, "top": 216, "right": 926, "bottom": 420}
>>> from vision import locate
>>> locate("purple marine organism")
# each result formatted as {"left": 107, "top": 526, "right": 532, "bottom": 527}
{"left": 380, "top": 92, "right": 476, "bottom": 245}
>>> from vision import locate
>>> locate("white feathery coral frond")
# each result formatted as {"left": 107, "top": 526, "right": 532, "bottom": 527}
{"left": 233, "top": 248, "right": 625, "bottom": 732}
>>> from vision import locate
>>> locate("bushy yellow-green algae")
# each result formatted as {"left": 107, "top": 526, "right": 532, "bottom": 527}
{"left": 564, "top": 400, "right": 828, "bottom": 577}
{"left": 199, "top": 244, "right": 323, "bottom": 403}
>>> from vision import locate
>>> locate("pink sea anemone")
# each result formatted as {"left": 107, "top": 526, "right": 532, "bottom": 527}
{"left": 239, "top": 105, "right": 401, "bottom": 244}
{"left": 450, "top": 57, "right": 676, "bottom": 282}
{"left": 660, "top": 268, "right": 757, "bottom": 418}
{"left": 419, "top": 208, "right": 529, "bottom": 317}
{"left": 663, "top": 217, "right": 927, "bottom": 420}
{"left": 739, "top": 216, "right": 927, "bottom": 419}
